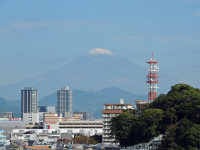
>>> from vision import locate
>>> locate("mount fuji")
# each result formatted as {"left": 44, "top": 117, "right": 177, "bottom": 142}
{"left": 0, "top": 48, "right": 176, "bottom": 100}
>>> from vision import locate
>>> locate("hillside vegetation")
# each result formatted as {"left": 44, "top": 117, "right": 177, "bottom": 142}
{"left": 110, "top": 84, "right": 200, "bottom": 149}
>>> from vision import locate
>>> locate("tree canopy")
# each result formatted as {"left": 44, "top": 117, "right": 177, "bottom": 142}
{"left": 110, "top": 84, "right": 200, "bottom": 149}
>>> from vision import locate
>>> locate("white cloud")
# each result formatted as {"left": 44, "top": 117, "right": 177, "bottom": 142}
{"left": 88, "top": 48, "right": 114, "bottom": 56}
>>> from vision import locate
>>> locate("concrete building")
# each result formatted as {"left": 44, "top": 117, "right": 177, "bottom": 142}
{"left": 38, "top": 106, "right": 56, "bottom": 122}
{"left": 135, "top": 100, "right": 148, "bottom": 111}
{"left": 0, "top": 130, "right": 6, "bottom": 146}
{"left": 21, "top": 87, "right": 38, "bottom": 116}
{"left": 101, "top": 99, "right": 133, "bottom": 144}
{"left": 43, "top": 120, "right": 102, "bottom": 136}
{"left": 43, "top": 113, "right": 102, "bottom": 136}
{"left": 23, "top": 113, "right": 39, "bottom": 124}
{"left": 57, "top": 86, "right": 73, "bottom": 118}
{"left": 59, "top": 120, "right": 102, "bottom": 135}
{"left": 21, "top": 87, "right": 39, "bottom": 124}
{"left": 10, "top": 129, "right": 58, "bottom": 149}
{"left": 73, "top": 112, "right": 89, "bottom": 120}
{"left": 0, "top": 120, "right": 25, "bottom": 144}
{"left": 43, "top": 113, "right": 63, "bottom": 129}
{"left": 1, "top": 112, "right": 13, "bottom": 119}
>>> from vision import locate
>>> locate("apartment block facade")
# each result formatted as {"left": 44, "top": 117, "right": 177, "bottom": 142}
{"left": 101, "top": 100, "right": 133, "bottom": 144}
{"left": 57, "top": 86, "right": 73, "bottom": 118}
{"left": 21, "top": 87, "right": 39, "bottom": 124}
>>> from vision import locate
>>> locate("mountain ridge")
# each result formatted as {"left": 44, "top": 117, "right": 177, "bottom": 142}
{"left": 0, "top": 53, "right": 176, "bottom": 100}
{"left": 39, "top": 87, "right": 146, "bottom": 118}
{"left": 0, "top": 87, "right": 146, "bottom": 118}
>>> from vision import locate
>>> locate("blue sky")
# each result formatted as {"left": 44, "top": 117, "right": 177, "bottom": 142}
{"left": 0, "top": 0, "right": 200, "bottom": 90}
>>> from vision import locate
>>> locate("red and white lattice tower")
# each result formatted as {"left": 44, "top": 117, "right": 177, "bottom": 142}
{"left": 146, "top": 53, "right": 159, "bottom": 102}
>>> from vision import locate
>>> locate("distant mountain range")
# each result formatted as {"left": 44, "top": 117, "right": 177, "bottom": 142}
{"left": 0, "top": 52, "right": 176, "bottom": 100}
{"left": 0, "top": 87, "right": 146, "bottom": 118}
{"left": 39, "top": 87, "right": 146, "bottom": 118}
{"left": 0, "top": 97, "right": 20, "bottom": 117}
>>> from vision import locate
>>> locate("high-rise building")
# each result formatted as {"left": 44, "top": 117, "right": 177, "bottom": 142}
{"left": 101, "top": 99, "right": 133, "bottom": 144}
{"left": 21, "top": 87, "right": 38, "bottom": 116}
{"left": 21, "top": 87, "right": 39, "bottom": 124}
{"left": 57, "top": 86, "right": 73, "bottom": 118}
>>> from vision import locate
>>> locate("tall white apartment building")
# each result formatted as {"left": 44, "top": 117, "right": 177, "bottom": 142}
{"left": 101, "top": 99, "right": 133, "bottom": 144}
{"left": 57, "top": 86, "right": 73, "bottom": 118}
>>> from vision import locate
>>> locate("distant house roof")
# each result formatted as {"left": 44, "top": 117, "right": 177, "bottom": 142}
{"left": 25, "top": 145, "right": 50, "bottom": 150}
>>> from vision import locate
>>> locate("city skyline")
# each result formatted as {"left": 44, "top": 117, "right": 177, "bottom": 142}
{"left": 0, "top": 1, "right": 199, "bottom": 148}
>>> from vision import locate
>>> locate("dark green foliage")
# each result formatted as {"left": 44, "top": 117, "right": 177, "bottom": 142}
{"left": 110, "top": 84, "right": 200, "bottom": 149}
{"left": 110, "top": 111, "right": 137, "bottom": 146}
{"left": 91, "top": 134, "right": 102, "bottom": 143}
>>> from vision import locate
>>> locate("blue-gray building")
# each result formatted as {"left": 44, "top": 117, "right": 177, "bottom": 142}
{"left": 21, "top": 87, "right": 38, "bottom": 118}
{"left": 57, "top": 86, "right": 72, "bottom": 118}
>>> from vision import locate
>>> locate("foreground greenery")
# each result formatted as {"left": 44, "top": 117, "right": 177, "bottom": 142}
{"left": 110, "top": 84, "right": 200, "bottom": 149}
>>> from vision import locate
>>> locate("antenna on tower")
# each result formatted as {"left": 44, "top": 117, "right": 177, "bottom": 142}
{"left": 146, "top": 53, "right": 159, "bottom": 102}
{"left": 152, "top": 52, "right": 154, "bottom": 60}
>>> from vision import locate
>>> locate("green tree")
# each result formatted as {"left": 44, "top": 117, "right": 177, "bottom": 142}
{"left": 110, "top": 111, "right": 137, "bottom": 147}
{"left": 110, "top": 84, "right": 200, "bottom": 148}
{"left": 140, "top": 108, "right": 164, "bottom": 125}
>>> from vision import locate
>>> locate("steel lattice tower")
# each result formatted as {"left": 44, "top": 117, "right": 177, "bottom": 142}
{"left": 146, "top": 53, "right": 159, "bottom": 102}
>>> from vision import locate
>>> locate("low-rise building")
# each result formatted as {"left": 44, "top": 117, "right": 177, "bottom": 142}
{"left": 73, "top": 112, "right": 89, "bottom": 120}
{"left": 26, "top": 122, "right": 43, "bottom": 129}
{"left": 0, "top": 130, "right": 6, "bottom": 146}
{"left": 43, "top": 113, "right": 62, "bottom": 129}
{"left": 58, "top": 120, "right": 102, "bottom": 136}
{"left": 1, "top": 112, "right": 13, "bottom": 119}
{"left": 0, "top": 120, "right": 25, "bottom": 141}
{"left": 135, "top": 100, "right": 148, "bottom": 114}
{"left": 135, "top": 100, "right": 148, "bottom": 110}
{"left": 38, "top": 106, "right": 56, "bottom": 122}
{"left": 43, "top": 113, "right": 103, "bottom": 136}
{"left": 23, "top": 113, "right": 39, "bottom": 124}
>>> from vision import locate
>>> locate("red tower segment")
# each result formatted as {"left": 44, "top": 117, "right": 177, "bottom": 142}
{"left": 146, "top": 53, "right": 159, "bottom": 102}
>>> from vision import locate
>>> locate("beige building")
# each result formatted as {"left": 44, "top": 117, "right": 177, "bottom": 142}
{"left": 43, "top": 113, "right": 63, "bottom": 129}
{"left": 135, "top": 100, "right": 148, "bottom": 111}
{"left": 43, "top": 113, "right": 102, "bottom": 136}
{"left": 101, "top": 99, "right": 133, "bottom": 144}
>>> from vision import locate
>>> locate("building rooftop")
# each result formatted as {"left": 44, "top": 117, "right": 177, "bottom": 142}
{"left": 22, "top": 87, "right": 37, "bottom": 90}
{"left": 25, "top": 146, "right": 50, "bottom": 150}
{"left": 103, "top": 104, "right": 133, "bottom": 106}
{"left": 135, "top": 100, "right": 148, "bottom": 103}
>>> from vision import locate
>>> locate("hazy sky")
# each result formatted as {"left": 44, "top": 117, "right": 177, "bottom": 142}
{"left": 0, "top": 0, "right": 200, "bottom": 89}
